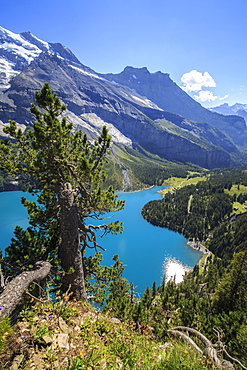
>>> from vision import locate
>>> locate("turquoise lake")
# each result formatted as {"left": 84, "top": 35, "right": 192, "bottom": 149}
{"left": 0, "top": 187, "right": 202, "bottom": 294}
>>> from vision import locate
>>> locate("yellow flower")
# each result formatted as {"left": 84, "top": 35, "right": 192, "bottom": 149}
{"left": 183, "top": 350, "right": 189, "bottom": 354}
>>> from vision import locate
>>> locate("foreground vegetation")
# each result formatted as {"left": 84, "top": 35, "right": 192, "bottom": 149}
{"left": 0, "top": 297, "right": 217, "bottom": 369}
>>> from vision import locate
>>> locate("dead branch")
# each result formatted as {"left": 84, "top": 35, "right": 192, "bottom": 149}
{"left": 223, "top": 348, "right": 247, "bottom": 370}
{"left": 168, "top": 326, "right": 234, "bottom": 369}
{"left": 213, "top": 327, "right": 247, "bottom": 370}
{"left": 0, "top": 264, "right": 4, "bottom": 289}
{"left": 0, "top": 261, "right": 52, "bottom": 318}
{"left": 167, "top": 329, "right": 203, "bottom": 354}
{"left": 170, "top": 326, "right": 212, "bottom": 346}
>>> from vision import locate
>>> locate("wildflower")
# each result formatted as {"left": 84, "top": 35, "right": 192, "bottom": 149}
{"left": 125, "top": 339, "right": 130, "bottom": 343}
{"left": 0, "top": 307, "right": 2, "bottom": 310}
{"left": 184, "top": 350, "right": 188, "bottom": 354}
{"left": 139, "top": 358, "right": 143, "bottom": 362}
{"left": 137, "top": 363, "right": 141, "bottom": 367}
{"left": 47, "top": 314, "right": 53, "bottom": 319}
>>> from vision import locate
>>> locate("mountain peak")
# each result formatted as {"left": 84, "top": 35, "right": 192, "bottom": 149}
{"left": 123, "top": 66, "right": 149, "bottom": 73}
{"left": 20, "top": 31, "right": 50, "bottom": 52}
{"left": 0, "top": 27, "right": 46, "bottom": 90}
{"left": 0, "top": 26, "right": 81, "bottom": 91}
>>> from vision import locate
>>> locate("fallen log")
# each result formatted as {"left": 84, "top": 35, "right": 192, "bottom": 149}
{"left": 0, "top": 261, "right": 52, "bottom": 318}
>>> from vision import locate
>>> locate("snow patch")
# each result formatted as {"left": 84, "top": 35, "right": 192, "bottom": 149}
{"left": 0, "top": 57, "right": 20, "bottom": 89}
{"left": 69, "top": 64, "right": 104, "bottom": 80}
{"left": 0, "top": 26, "right": 52, "bottom": 89}
{"left": 25, "top": 33, "right": 50, "bottom": 51}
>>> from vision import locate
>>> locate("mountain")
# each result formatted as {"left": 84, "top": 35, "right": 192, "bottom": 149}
{"left": 102, "top": 67, "right": 247, "bottom": 147}
{"left": 210, "top": 102, "right": 247, "bottom": 123}
{"left": 1, "top": 26, "right": 247, "bottom": 185}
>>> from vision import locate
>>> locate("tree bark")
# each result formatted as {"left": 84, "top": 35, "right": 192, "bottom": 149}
{"left": 0, "top": 261, "right": 51, "bottom": 318}
{"left": 58, "top": 182, "right": 87, "bottom": 301}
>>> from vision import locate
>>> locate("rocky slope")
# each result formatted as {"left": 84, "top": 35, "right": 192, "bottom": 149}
{"left": 102, "top": 66, "right": 247, "bottom": 147}
{"left": 0, "top": 26, "right": 247, "bottom": 171}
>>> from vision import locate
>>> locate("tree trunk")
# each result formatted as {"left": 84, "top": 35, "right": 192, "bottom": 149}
{"left": 58, "top": 182, "right": 87, "bottom": 301}
{"left": 0, "top": 261, "right": 51, "bottom": 318}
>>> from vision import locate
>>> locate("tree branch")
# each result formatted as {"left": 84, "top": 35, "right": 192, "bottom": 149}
{"left": 168, "top": 326, "right": 235, "bottom": 369}
{"left": 167, "top": 329, "right": 203, "bottom": 354}
{"left": 0, "top": 261, "right": 52, "bottom": 318}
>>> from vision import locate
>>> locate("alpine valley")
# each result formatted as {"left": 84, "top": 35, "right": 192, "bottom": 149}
{"left": 1, "top": 25, "right": 247, "bottom": 190}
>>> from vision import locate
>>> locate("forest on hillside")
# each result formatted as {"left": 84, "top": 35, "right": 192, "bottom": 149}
{"left": 128, "top": 167, "right": 247, "bottom": 366}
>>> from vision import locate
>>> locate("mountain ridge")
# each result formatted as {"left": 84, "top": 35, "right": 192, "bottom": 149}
{"left": 210, "top": 102, "right": 247, "bottom": 123}
{"left": 1, "top": 25, "right": 247, "bottom": 175}
{"left": 102, "top": 66, "right": 247, "bottom": 146}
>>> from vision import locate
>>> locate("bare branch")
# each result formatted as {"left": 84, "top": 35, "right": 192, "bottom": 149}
{"left": 168, "top": 326, "right": 235, "bottom": 369}
{"left": 0, "top": 264, "right": 4, "bottom": 289}
{"left": 167, "top": 329, "right": 203, "bottom": 354}
{"left": 0, "top": 261, "right": 52, "bottom": 318}
{"left": 223, "top": 348, "right": 247, "bottom": 370}
{"left": 171, "top": 326, "right": 212, "bottom": 347}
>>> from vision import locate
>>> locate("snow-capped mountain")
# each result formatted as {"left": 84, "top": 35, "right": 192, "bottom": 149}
{"left": 1, "top": 25, "right": 247, "bottom": 174}
{"left": 0, "top": 26, "right": 51, "bottom": 90}
{"left": 210, "top": 103, "right": 247, "bottom": 123}
{"left": 0, "top": 26, "right": 84, "bottom": 91}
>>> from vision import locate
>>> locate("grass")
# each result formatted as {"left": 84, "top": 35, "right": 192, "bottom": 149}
{"left": 160, "top": 172, "right": 207, "bottom": 195}
{"left": 231, "top": 201, "right": 247, "bottom": 215}
{"left": 0, "top": 317, "right": 12, "bottom": 352}
{"left": 225, "top": 184, "right": 247, "bottom": 215}
{"left": 0, "top": 298, "right": 215, "bottom": 370}
{"left": 224, "top": 184, "right": 247, "bottom": 197}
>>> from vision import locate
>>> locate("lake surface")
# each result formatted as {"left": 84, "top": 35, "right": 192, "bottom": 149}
{"left": 0, "top": 187, "right": 202, "bottom": 294}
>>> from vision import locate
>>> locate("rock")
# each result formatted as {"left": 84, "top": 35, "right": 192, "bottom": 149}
{"left": 10, "top": 354, "right": 25, "bottom": 370}
{"left": 74, "top": 324, "right": 81, "bottom": 332}
{"left": 52, "top": 333, "right": 69, "bottom": 350}
{"left": 25, "top": 351, "right": 44, "bottom": 370}
{"left": 42, "top": 335, "right": 53, "bottom": 344}
{"left": 58, "top": 316, "right": 70, "bottom": 333}
{"left": 110, "top": 317, "right": 121, "bottom": 324}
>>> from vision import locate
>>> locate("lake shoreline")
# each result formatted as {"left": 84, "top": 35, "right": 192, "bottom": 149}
{"left": 187, "top": 240, "right": 209, "bottom": 254}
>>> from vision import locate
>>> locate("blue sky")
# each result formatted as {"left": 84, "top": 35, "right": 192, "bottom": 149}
{"left": 1, "top": 0, "right": 247, "bottom": 108}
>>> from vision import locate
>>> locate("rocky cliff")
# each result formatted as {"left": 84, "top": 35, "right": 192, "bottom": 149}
{"left": 102, "top": 66, "right": 247, "bottom": 146}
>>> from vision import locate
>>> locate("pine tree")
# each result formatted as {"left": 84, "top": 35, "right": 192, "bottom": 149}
{"left": 213, "top": 250, "right": 247, "bottom": 313}
{"left": 0, "top": 83, "right": 124, "bottom": 300}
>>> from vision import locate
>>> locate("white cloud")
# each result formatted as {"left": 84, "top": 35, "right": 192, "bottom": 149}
{"left": 194, "top": 91, "right": 229, "bottom": 103}
{"left": 219, "top": 94, "right": 229, "bottom": 100}
{"left": 194, "top": 90, "right": 218, "bottom": 102}
{"left": 181, "top": 70, "right": 216, "bottom": 92}
{"left": 180, "top": 70, "right": 229, "bottom": 103}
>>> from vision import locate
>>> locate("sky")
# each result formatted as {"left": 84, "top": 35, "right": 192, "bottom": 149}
{"left": 1, "top": 0, "right": 247, "bottom": 108}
